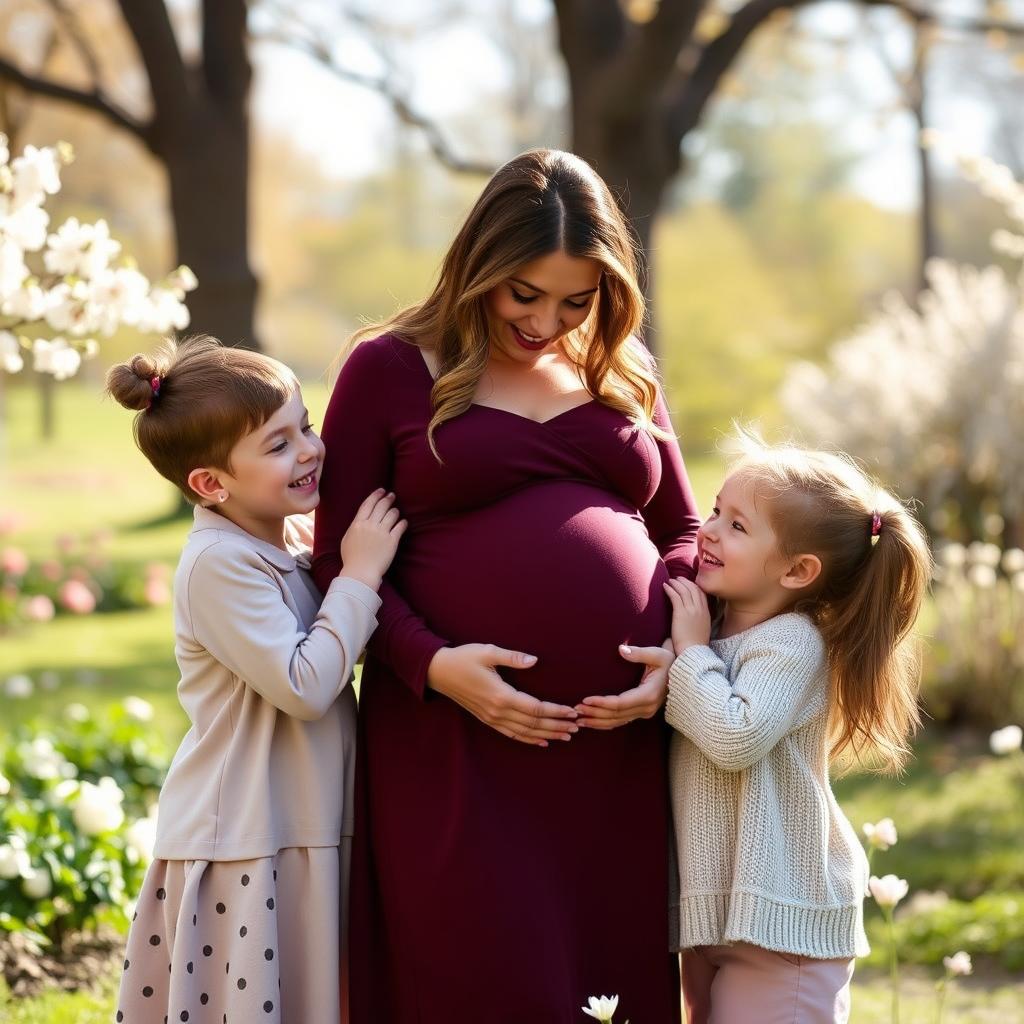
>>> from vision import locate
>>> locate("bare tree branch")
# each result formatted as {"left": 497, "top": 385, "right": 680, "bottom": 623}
{"left": 0, "top": 53, "right": 150, "bottom": 144}
{"left": 255, "top": 26, "right": 495, "bottom": 175}
{"left": 115, "top": 0, "right": 189, "bottom": 131}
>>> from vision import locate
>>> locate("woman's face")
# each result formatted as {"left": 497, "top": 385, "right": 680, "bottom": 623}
{"left": 485, "top": 249, "right": 602, "bottom": 363}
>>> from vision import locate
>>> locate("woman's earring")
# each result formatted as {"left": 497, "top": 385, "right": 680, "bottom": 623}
{"left": 218, "top": 492, "right": 228, "bottom": 503}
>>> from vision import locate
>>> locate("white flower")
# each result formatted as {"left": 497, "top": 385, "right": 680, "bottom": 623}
{"left": 43, "top": 216, "right": 93, "bottom": 276}
{"left": 0, "top": 132, "right": 8, "bottom": 167}
{"left": 53, "top": 779, "right": 79, "bottom": 801}
{"left": 0, "top": 842, "right": 31, "bottom": 880}
{"left": 166, "top": 264, "right": 198, "bottom": 294}
{"left": 582, "top": 995, "right": 619, "bottom": 1022}
{"left": 990, "top": 725, "right": 1023, "bottom": 755}
{"left": 32, "top": 337, "right": 82, "bottom": 380}
{"left": 1, "top": 201, "right": 49, "bottom": 251}
{"left": 64, "top": 702, "right": 90, "bottom": 723}
{"left": 71, "top": 777, "right": 125, "bottom": 836}
{"left": 862, "top": 818, "right": 898, "bottom": 850}
{"left": 869, "top": 874, "right": 909, "bottom": 908}
{"left": 967, "top": 564, "right": 997, "bottom": 589}
{"left": 0, "top": 236, "right": 28, "bottom": 300}
{"left": 1002, "top": 548, "right": 1024, "bottom": 574}
{"left": 87, "top": 266, "right": 150, "bottom": 334}
{"left": 2, "top": 280, "right": 47, "bottom": 320}
{"left": 21, "top": 865, "right": 52, "bottom": 900}
{"left": 122, "top": 696, "right": 154, "bottom": 722}
{"left": 125, "top": 811, "right": 158, "bottom": 863}
{"left": 0, "top": 329, "right": 23, "bottom": 373}
{"left": 19, "top": 737, "right": 65, "bottom": 779}
{"left": 135, "top": 286, "right": 190, "bottom": 334}
{"left": 943, "top": 951, "right": 973, "bottom": 976}
{"left": 12, "top": 145, "right": 61, "bottom": 204}
{"left": 43, "top": 281, "right": 97, "bottom": 336}
{"left": 968, "top": 542, "right": 1003, "bottom": 568}
{"left": 4, "top": 674, "right": 34, "bottom": 698}
{"left": 77, "top": 219, "right": 120, "bottom": 281}
{"left": 0, "top": 770, "right": 9, "bottom": 796}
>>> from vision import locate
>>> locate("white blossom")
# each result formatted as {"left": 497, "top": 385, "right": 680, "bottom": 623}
{"left": 0, "top": 235, "right": 28, "bottom": 299}
{"left": 990, "top": 724, "right": 1023, "bottom": 755}
{"left": 19, "top": 737, "right": 65, "bottom": 780}
{"left": 21, "top": 865, "right": 53, "bottom": 900}
{"left": 122, "top": 696, "right": 154, "bottom": 722}
{"left": 943, "top": 951, "right": 973, "bottom": 976}
{"left": 0, "top": 770, "right": 9, "bottom": 796}
{"left": 135, "top": 286, "right": 190, "bottom": 334}
{"left": 43, "top": 216, "right": 93, "bottom": 276}
{"left": 78, "top": 219, "right": 121, "bottom": 281}
{"left": 938, "top": 543, "right": 967, "bottom": 569}
{"left": 0, "top": 329, "right": 22, "bottom": 373}
{"left": 12, "top": 145, "right": 61, "bottom": 205}
{"left": 64, "top": 702, "right": 90, "bottom": 723}
{"left": 33, "top": 337, "right": 82, "bottom": 380}
{"left": 582, "top": 995, "right": 620, "bottom": 1022}
{"left": 869, "top": 874, "right": 909, "bottom": 908}
{"left": 0, "top": 841, "right": 31, "bottom": 880}
{"left": 72, "top": 777, "right": 125, "bottom": 835}
{"left": 862, "top": 818, "right": 898, "bottom": 850}
{"left": 125, "top": 810, "right": 158, "bottom": 863}
{"left": 1, "top": 200, "right": 49, "bottom": 251}
{"left": 2, "top": 279, "right": 46, "bottom": 320}
{"left": 4, "top": 673, "right": 33, "bottom": 698}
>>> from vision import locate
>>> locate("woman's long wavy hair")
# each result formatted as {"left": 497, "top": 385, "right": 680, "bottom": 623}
{"left": 347, "top": 149, "right": 665, "bottom": 458}
{"left": 728, "top": 430, "right": 933, "bottom": 774}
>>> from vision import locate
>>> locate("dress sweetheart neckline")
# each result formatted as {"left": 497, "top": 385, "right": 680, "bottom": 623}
{"left": 412, "top": 345, "right": 597, "bottom": 427}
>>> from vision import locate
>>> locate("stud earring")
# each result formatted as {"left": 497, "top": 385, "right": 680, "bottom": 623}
{"left": 218, "top": 492, "right": 228, "bottom": 503}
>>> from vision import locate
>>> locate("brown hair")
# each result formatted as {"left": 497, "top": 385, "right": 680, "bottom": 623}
{"left": 105, "top": 335, "right": 298, "bottom": 502}
{"left": 728, "top": 429, "right": 933, "bottom": 773}
{"left": 348, "top": 148, "right": 664, "bottom": 458}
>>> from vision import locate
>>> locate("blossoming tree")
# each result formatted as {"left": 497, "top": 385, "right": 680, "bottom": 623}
{"left": 0, "top": 134, "right": 195, "bottom": 384}
{"left": 781, "top": 146, "right": 1024, "bottom": 544}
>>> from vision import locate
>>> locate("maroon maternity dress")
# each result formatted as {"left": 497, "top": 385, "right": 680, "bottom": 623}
{"left": 312, "top": 334, "right": 700, "bottom": 1023}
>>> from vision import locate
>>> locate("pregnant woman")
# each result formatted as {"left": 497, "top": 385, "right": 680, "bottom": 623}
{"left": 313, "top": 149, "right": 701, "bottom": 1023}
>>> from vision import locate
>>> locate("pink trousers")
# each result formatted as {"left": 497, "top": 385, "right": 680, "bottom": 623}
{"left": 682, "top": 942, "right": 854, "bottom": 1024}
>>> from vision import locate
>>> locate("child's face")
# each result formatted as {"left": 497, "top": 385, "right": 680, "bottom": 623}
{"left": 216, "top": 389, "right": 325, "bottom": 522}
{"left": 696, "top": 472, "right": 792, "bottom": 606}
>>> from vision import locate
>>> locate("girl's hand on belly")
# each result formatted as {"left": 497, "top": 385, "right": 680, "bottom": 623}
{"left": 426, "top": 644, "right": 580, "bottom": 747}
{"left": 576, "top": 640, "right": 674, "bottom": 730}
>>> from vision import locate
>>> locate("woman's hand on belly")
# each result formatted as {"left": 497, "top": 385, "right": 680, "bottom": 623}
{"left": 426, "top": 644, "right": 580, "bottom": 747}
{"left": 576, "top": 639, "right": 675, "bottom": 730}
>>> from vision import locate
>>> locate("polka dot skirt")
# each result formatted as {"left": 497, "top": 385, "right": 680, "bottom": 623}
{"left": 115, "top": 843, "right": 348, "bottom": 1023}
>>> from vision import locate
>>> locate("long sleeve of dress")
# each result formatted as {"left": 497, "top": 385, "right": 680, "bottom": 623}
{"left": 185, "top": 541, "right": 380, "bottom": 721}
{"left": 642, "top": 389, "right": 702, "bottom": 581}
{"left": 665, "top": 617, "right": 827, "bottom": 772}
{"left": 312, "top": 340, "right": 448, "bottom": 698}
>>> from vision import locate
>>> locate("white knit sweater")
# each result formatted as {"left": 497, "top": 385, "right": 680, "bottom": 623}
{"left": 665, "top": 612, "right": 870, "bottom": 960}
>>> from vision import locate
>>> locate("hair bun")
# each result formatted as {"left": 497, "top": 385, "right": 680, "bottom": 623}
{"left": 105, "top": 349, "right": 171, "bottom": 412}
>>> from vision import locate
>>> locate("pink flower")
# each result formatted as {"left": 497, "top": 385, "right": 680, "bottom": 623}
{"left": 58, "top": 579, "right": 96, "bottom": 614}
{"left": 40, "top": 560, "right": 63, "bottom": 582}
{"left": 144, "top": 561, "right": 170, "bottom": 581}
{"left": 0, "top": 512, "right": 23, "bottom": 536}
{"left": 23, "top": 594, "right": 55, "bottom": 622}
{"left": 143, "top": 577, "right": 170, "bottom": 606}
{"left": 56, "top": 533, "right": 76, "bottom": 555}
{"left": 1, "top": 547, "right": 29, "bottom": 576}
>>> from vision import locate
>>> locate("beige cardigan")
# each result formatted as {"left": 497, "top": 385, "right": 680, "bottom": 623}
{"left": 153, "top": 506, "right": 380, "bottom": 861}
{"left": 666, "top": 612, "right": 870, "bottom": 960}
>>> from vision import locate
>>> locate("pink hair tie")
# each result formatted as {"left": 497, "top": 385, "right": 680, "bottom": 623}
{"left": 870, "top": 512, "right": 883, "bottom": 546}
{"left": 146, "top": 375, "right": 162, "bottom": 411}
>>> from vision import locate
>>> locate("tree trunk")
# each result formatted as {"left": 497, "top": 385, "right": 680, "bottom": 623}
{"left": 162, "top": 101, "right": 258, "bottom": 349}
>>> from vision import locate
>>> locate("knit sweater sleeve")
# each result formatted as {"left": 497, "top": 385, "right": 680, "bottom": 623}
{"left": 665, "top": 616, "right": 826, "bottom": 772}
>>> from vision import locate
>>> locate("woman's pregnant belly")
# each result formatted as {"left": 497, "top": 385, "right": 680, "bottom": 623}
{"left": 394, "top": 482, "right": 671, "bottom": 705}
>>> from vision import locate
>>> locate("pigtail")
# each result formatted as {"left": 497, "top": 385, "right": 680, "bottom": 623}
{"left": 818, "top": 499, "right": 932, "bottom": 773}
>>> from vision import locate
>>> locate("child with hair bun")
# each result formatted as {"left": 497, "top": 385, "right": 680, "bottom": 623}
{"left": 621, "top": 430, "right": 932, "bottom": 1024}
{"left": 106, "top": 335, "right": 403, "bottom": 1023}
